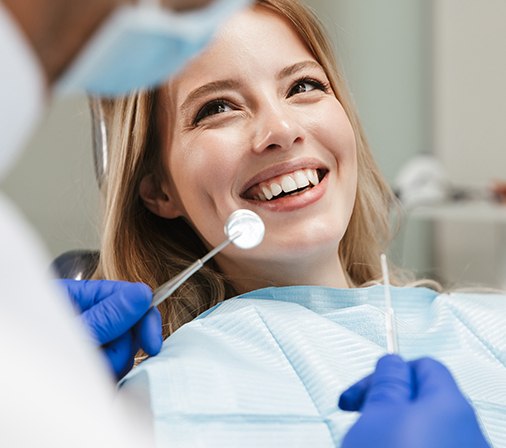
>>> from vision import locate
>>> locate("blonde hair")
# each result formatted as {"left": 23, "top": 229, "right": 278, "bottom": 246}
{"left": 92, "top": 0, "right": 407, "bottom": 338}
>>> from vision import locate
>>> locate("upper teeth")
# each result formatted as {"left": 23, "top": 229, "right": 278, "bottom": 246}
{"left": 255, "top": 169, "right": 320, "bottom": 201}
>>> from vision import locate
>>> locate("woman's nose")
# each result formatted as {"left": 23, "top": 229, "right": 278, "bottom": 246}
{"left": 252, "top": 102, "right": 304, "bottom": 154}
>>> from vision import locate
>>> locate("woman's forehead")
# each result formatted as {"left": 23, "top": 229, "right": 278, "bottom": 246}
{"left": 169, "top": 6, "right": 316, "bottom": 98}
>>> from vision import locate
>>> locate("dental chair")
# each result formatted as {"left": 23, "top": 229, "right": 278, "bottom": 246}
{"left": 51, "top": 98, "right": 106, "bottom": 280}
{"left": 51, "top": 249, "right": 100, "bottom": 279}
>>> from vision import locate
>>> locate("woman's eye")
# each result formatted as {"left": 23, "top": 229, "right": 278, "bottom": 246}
{"left": 288, "top": 79, "right": 327, "bottom": 97}
{"left": 194, "top": 100, "right": 232, "bottom": 124}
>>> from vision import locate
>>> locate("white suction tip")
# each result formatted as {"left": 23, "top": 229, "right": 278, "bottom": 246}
{"left": 224, "top": 209, "right": 265, "bottom": 249}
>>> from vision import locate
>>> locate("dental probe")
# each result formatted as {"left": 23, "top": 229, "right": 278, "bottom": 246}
{"left": 380, "top": 253, "right": 399, "bottom": 354}
{"left": 152, "top": 209, "right": 265, "bottom": 308}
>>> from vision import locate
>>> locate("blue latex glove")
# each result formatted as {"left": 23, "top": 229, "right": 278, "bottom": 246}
{"left": 339, "top": 355, "right": 490, "bottom": 448}
{"left": 58, "top": 279, "right": 163, "bottom": 379}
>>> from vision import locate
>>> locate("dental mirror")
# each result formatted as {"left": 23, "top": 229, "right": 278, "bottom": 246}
{"left": 152, "top": 209, "right": 264, "bottom": 307}
{"left": 225, "top": 208, "right": 265, "bottom": 249}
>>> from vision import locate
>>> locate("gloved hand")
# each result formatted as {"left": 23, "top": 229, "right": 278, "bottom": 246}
{"left": 339, "top": 355, "right": 490, "bottom": 448}
{"left": 58, "top": 279, "right": 163, "bottom": 379}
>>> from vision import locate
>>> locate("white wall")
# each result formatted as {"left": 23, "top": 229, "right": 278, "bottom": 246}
{"left": 0, "top": 96, "right": 100, "bottom": 258}
{"left": 432, "top": 0, "right": 506, "bottom": 287}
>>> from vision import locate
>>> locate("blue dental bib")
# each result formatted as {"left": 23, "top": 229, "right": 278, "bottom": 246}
{"left": 121, "top": 285, "right": 506, "bottom": 447}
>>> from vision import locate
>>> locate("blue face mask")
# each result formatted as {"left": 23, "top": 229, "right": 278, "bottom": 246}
{"left": 56, "top": 0, "right": 252, "bottom": 97}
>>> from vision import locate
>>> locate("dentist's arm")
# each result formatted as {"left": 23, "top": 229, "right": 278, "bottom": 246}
{"left": 58, "top": 279, "right": 163, "bottom": 379}
{"left": 339, "top": 355, "right": 490, "bottom": 448}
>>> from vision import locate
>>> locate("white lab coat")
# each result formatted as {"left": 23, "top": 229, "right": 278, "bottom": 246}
{"left": 0, "top": 5, "right": 152, "bottom": 447}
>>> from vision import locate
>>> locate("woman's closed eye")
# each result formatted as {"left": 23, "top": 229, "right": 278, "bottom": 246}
{"left": 193, "top": 100, "right": 234, "bottom": 125}
{"left": 288, "top": 77, "right": 329, "bottom": 97}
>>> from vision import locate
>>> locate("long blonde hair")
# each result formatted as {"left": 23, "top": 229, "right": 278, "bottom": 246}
{"left": 93, "top": 0, "right": 401, "bottom": 338}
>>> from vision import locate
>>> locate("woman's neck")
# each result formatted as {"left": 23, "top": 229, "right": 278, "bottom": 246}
{"left": 219, "top": 250, "right": 350, "bottom": 295}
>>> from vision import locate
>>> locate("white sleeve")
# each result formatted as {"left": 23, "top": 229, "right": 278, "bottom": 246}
{"left": 0, "top": 196, "right": 154, "bottom": 447}
{"left": 0, "top": 6, "right": 153, "bottom": 447}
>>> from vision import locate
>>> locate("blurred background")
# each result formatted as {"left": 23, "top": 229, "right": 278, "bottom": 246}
{"left": 2, "top": 0, "right": 506, "bottom": 288}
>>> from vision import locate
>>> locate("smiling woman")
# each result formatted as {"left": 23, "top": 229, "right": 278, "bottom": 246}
{"left": 144, "top": 5, "right": 360, "bottom": 295}
{"left": 93, "top": 0, "right": 393, "bottom": 332}
{"left": 91, "top": 1, "right": 505, "bottom": 446}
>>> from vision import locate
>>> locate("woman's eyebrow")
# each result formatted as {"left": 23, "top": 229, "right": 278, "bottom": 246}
{"left": 180, "top": 79, "right": 241, "bottom": 114}
{"left": 277, "top": 60, "right": 323, "bottom": 80}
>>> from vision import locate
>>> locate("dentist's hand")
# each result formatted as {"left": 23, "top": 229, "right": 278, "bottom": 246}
{"left": 58, "top": 279, "right": 163, "bottom": 379}
{"left": 339, "top": 355, "right": 490, "bottom": 448}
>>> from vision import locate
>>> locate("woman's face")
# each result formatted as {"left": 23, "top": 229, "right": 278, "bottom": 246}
{"left": 151, "top": 6, "right": 357, "bottom": 288}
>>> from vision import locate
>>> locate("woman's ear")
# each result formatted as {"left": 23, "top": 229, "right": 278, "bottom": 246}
{"left": 139, "top": 173, "right": 183, "bottom": 219}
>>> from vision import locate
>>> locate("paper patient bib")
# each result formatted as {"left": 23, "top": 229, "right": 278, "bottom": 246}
{"left": 120, "top": 285, "right": 506, "bottom": 447}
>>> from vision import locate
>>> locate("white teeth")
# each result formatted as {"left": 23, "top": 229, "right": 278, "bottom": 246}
{"left": 306, "top": 169, "right": 319, "bottom": 186}
{"left": 252, "top": 168, "right": 322, "bottom": 201}
{"left": 281, "top": 175, "right": 298, "bottom": 193}
{"left": 293, "top": 170, "right": 310, "bottom": 188}
{"left": 270, "top": 182, "right": 282, "bottom": 197}
{"left": 261, "top": 186, "right": 273, "bottom": 200}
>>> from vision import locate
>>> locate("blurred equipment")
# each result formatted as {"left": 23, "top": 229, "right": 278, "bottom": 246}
{"left": 492, "top": 181, "right": 506, "bottom": 204}
{"left": 380, "top": 254, "right": 398, "bottom": 354}
{"left": 394, "top": 155, "right": 448, "bottom": 209}
{"left": 394, "top": 155, "right": 500, "bottom": 210}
